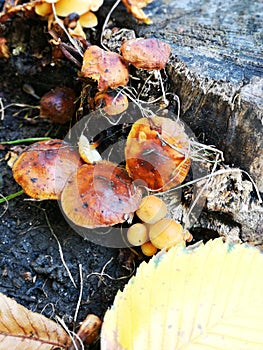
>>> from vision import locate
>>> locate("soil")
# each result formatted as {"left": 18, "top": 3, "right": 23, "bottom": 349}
{"left": 0, "top": 1, "right": 262, "bottom": 349}
{"left": 0, "top": 2, "right": 140, "bottom": 348}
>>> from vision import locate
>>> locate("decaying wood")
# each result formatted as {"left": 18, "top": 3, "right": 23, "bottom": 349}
{"left": 136, "top": 0, "right": 263, "bottom": 191}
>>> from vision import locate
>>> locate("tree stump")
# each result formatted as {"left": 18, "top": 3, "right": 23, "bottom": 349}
{"left": 134, "top": 0, "right": 263, "bottom": 191}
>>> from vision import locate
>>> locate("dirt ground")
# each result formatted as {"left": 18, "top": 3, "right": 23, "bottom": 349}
{"left": 0, "top": 1, "right": 262, "bottom": 349}
{"left": 0, "top": 2, "right": 144, "bottom": 348}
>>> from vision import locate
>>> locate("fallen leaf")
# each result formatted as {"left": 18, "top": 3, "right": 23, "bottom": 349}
{"left": 101, "top": 238, "right": 263, "bottom": 349}
{"left": 0, "top": 292, "right": 71, "bottom": 349}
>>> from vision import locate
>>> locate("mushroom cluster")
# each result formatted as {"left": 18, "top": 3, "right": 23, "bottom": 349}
{"left": 126, "top": 195, "right": 193, "bottom": 256}
{"left": 80, "top": 37, "right": 171, "bottom": 116}
{"left": 35, "top": 0, "right": 104, "bottom": 39}
{"left": 12, "top": 139, "right": 142, "bottom": 229}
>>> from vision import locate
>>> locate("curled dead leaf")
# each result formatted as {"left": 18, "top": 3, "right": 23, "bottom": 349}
{"left": 0, "top": 292, "right": 71, "bottom": 349}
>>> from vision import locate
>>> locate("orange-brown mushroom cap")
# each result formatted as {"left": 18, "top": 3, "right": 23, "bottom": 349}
{"left": 81, "top": 45, "right": 129, "bottom": 91}
{"left": 61, "top": 161, "right": 142, "bottom": 228}
{"left": 120, "top": 38, "right": 171, "bottom": 70}
{"left": 122, "top": 0, "right": 153, "bottom": 24}
{"left": 94, "top": 90, "right": 129, "bottom": 115}
{"left": 125, "top": 116, "right": 191, "bottom": 191}
{"left": 12, "top": 139, "right": 82, "bottom": 199}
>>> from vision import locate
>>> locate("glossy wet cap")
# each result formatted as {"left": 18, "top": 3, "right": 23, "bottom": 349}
{"left": 61, "top": 161, "right": 142, "bottom": 228}
{"left": 125, "top": 116, "right": 191, "bottom": 191}
{"left": 12, "top": 139, "right": 82, "bottom": 199}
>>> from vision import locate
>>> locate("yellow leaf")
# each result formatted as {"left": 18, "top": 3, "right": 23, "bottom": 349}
{"left": 101, "top": 238, "right": 263, "bottom": 349}
{"left": 0, "top": 292, "right": 71, "bottom": 349}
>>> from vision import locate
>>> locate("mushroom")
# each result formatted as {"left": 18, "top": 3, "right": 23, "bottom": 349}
{"left": 12, "top": 139, "right": 82, "bottom": 199}
{"left": 141, "top": 241, "right": 157, "bottom": 256}
{"left": 78, "top": 134, "right": 102, "bottom": 164}
{"left": 149, "top": 218, "right": 189, "bottom": 250}
{"left": 135, "top": 195, "right": 167, "bottom": 224}
{"left": 94, "top": 90, "right": 129, "bottom": 115}
{"left": 81, "top": 45, "right": 129, "bottom": 91}
{"left": 121, "top": 0, "right": 153, "bottom": 24}
{"left": 39, "top": 86, "right": 76, "bottom": 124}
{"left": 125, "top": 116, "right": 191, "bottom": 191}
{"left": 127, "top": 223, "right": 148, "bottom": 246}
{"left": 120, "top": 38, "right": 171, "bottom": 70}
{"left": 60, "top": 161, "right": 142, "bottom": 228}
{"left": 55, "top": 0, "right": 103, "bottom": 17}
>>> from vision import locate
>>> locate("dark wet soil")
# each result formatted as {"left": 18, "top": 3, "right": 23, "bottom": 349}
{"left": 0, "top": 3, "right": 140, "bottom": 348}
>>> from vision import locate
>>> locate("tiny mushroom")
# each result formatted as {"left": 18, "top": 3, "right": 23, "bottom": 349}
{"left": 149, "top": 218, "right": 189, "bottom": 250}
{"left": 127, "top": 223, "right": 148, "bottom": 246}
{"left": 141, "top": 241, "right": 157, "bottom": 256}
{"left": 78, "top": 134, "right": 102, "bottom": 164}
{"left": 39, "top": 86, "right": 76, "bottom": 124}
{"left": 55, "top": 0, "right": 103, "bottom": 17}
{"left": 120, "top": 38, "right": 171, "bottom": 70}
{"left": 61, "top": 161, "right": 142, "bottom": 228}
{"left": 121, "top": 0, "right": 153, "bottom": 24}
{"left": 125, "top": 116, "right": 191, "bottom": 191}
{"left": 81, "top": 45, "right": 129, "bottom": 91}
{"left": 94, "top": 90, "right": 129, "bottom": 115}
{"left": 135, "top": 195, "right": 167, "bottom": 224}
{"left": 35, "top": 0, "right": 103, "bottom": 38}
{"left": 12, "top": 139, "right": 82, "bottom": 199}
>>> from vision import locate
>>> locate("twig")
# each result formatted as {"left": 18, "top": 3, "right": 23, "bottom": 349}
{"left": 56, "top": 315, "right": 84, "bottom": 350}
{"left": 0, "top": 98, "right": 4, "bottom": 120}
{"left": 74, "top": 264, "right": 83, "bottom": 323}
{"left": 86, "top": 257, "right": 135, "bottom": 288}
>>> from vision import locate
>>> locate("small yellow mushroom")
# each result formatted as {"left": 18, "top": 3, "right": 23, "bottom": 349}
{"left": 136, "top": 195, "right": 167, "bottom": 224}
{"left": 127, "top": 223, "right": 148, "bottom": 246}
{"left": 149, "top": 218, "right": 186, "bottom": 250}
{"left": 141, "top": 241, "right": 157, "bottom": 256}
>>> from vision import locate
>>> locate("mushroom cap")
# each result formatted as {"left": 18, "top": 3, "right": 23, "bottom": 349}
{"left": 125, "top": 116, "right": 191, "bottom": 191}
{"left": 149, "top": 218, "right": 185, "bottom": 249}
{"left": 81, "top": 45, "right": 129, "bottom": 91}
{"left": 61, "top": 161, "right": 142, "bottom": 228}
{"left": 94, "top": 90, "right": 129, "bottom": 115}
{"left": 39, "top": 86, "right": 76, "bottom": 124}
{"left": 12, "top": 139, "right": 82, "bottom": 199}
{"left": 136, "top": 195, "right": 167, "bottom": 224}
{"left": 55, "top": 0, "right": 103, "bottom": 17}
{"left": 120, "top": 38, "right": 171, "bottom": 70}
{"left": 122, "top": 0, "right": 153, "bottom": 24}
{"left": 79, "top": 11, "right": 98, "bottom": 28}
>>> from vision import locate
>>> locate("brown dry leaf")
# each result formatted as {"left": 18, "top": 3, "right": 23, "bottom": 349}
{"left": 0, "top": 292, "right": 71, "bottom": 349}
{"left": 122, "top": 0, "right": 153, "bottom": 24}
{"left": 81, "top": 45, "right": 129, "bottom": 91}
